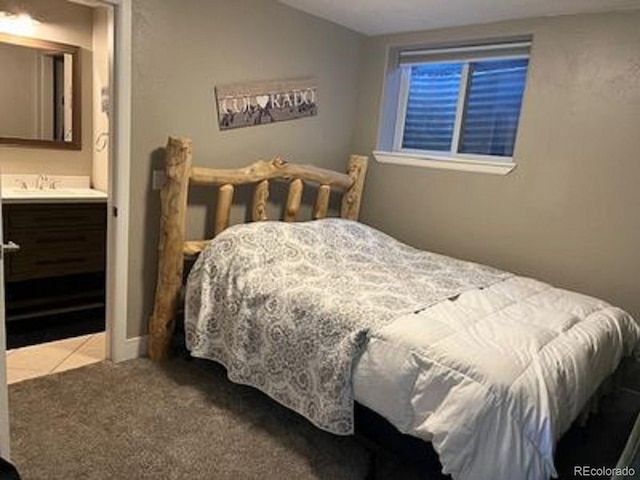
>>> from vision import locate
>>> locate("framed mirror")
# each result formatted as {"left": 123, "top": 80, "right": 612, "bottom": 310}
{"left": 0, "top": 32, "right": 81, "bottom": 150}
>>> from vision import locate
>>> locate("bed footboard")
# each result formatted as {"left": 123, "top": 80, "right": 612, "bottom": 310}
{"left": 148, "top": 136, "right": 368, "bottom": 360}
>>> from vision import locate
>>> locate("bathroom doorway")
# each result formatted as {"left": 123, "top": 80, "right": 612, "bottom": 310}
{"left": 2, "top": 0, "right": 132, "bottom": 384}
{"left": 1, "top": 0, "right": 133, "bottom": 462}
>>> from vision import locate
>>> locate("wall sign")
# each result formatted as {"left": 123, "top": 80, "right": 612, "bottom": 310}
{"left": 215, "top": 77, "right": 317, "bottom": 130}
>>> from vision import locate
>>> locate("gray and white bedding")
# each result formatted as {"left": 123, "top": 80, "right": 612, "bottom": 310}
{"left": 185, "top": 219, "right": 640, "bottom": 480}
{"left": 185, "top": 219, "right": 510, "bottom": 433}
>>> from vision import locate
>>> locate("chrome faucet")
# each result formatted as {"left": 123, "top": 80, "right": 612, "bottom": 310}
{"left": 36, "top": 174, "right": 49, "bottom": 190}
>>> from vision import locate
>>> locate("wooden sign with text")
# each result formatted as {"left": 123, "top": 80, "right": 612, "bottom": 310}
{"left": 215, "top": 77, "right": 317, "bottom": 130}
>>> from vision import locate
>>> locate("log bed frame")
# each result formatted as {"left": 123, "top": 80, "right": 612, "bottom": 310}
{"left": 146, "top": 138, "right": 631, "bottom": 476}
{"left": 148, "top": 136, "right": 369, "bottom": 360}
{"left": 145, "top": 137, "right": 446, "bottom": 476}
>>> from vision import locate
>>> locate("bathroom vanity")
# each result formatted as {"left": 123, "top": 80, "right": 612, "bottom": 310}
{"left": 4, "top": 203, "right": 106, "bottom": 282}
{"left": 2, "top": 184, "right": 108, "bottom": 322}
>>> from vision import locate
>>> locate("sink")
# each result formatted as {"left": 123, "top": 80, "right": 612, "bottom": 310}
{"left": 1, "top": 176, "right": 107, "bottom": 203}
{"left": 6, "top": 189, "right": 72, "bottom": 195}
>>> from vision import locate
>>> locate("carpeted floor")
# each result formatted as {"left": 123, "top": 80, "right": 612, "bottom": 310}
{"left": 8, "top": 356, "right": 640, "bottom": 480}
{"left": 8, "top": 357, "right": 421, "bottom": 480}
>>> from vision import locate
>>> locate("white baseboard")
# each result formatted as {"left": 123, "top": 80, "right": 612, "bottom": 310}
{"left": 116, "top": 335, "right": 148, "bottom": 362}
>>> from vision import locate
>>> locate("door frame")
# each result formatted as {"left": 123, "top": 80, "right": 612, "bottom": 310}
{"left": 99, "top": 0, "right": 134, "bottom": 362}
{"left": 67, "top": 0, "right": 133, "bottom": 359}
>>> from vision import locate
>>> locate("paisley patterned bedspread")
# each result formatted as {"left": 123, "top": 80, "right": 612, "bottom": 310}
{"left": 185, "top": 219, "right": 511, "bottom": 434}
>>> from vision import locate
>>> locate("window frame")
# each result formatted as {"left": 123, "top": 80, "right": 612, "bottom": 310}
{"left": 375, "top": 38, "right": 532, "bottom": 175}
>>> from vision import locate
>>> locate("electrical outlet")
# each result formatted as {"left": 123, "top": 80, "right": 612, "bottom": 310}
{"left": 152, "top": 170, "right": 166, "bottom": 190}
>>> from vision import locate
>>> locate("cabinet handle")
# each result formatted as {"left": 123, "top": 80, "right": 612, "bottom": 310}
{"left": 0, "top": 241, "right": 20, "bottom": 261}
{"left": 2, "top": 241, "right": 21, "bottom": 254}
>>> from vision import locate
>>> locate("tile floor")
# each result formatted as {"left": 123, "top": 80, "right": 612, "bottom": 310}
{"left": 6, "top": 332, "right": 106, "bottom": 384}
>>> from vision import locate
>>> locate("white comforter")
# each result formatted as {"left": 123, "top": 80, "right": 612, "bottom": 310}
{"left": 353, "top": 275, "right": 640, "bottom": 480}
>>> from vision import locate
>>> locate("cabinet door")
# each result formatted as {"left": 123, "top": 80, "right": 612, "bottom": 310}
{"left": 3, "top": 204, "right": 107, "bottom": 282}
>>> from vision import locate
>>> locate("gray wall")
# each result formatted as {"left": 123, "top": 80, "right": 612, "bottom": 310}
{"left": 353, "top": 12, "right": 640, "bottom": 321}
{"left": 128, "top": 0, "right": 363, "bottom": 336}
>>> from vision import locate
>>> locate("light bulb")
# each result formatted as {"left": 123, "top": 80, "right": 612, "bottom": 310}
{"left": 0, "top": 12, "right": 41, "bottom": 36}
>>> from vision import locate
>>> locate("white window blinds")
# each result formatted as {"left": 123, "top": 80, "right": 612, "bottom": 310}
{"left": 399, "top": 39, "right": 531, "bottom": 157}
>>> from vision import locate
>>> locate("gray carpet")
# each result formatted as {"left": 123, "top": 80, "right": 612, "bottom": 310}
{"left": 8, "top": 357, "right": 421, "bottom": 480}
{"left": 8, "top": 356, "right": 639, "bottom": 480}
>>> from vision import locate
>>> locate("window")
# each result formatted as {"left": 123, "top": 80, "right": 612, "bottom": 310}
{"left": 376, "top": 39, "right": 531, "bottom": 174}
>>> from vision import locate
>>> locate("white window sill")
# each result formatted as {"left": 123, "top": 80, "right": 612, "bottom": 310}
{"left": 373, "top": 150, "right": 517, "bottom": 175}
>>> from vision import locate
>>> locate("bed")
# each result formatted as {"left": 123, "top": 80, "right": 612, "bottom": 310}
{"left": 149, "top": 137, "right": 640, "bottom": 480}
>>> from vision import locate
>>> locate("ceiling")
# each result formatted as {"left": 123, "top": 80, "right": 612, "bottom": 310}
{"left": 279, "top": 0, "right": 640, "bottom": 36}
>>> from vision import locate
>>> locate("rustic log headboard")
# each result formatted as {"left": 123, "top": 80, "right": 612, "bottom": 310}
{"left": 148, "top": 136, "right": 369, "bottom": 360}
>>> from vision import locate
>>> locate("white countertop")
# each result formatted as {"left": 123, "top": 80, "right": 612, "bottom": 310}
{"left": 1, "top": 175, "right": 108, "bottom": 204}
{"left": 2, "top": 188, "right": 108, "bottom": 204}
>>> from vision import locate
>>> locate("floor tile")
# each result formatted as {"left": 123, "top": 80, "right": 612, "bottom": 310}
{"left": 6, "top": 367, "right": 45, "bottom": 384}
{"left": 6, "top": 332, "right": 105, "bottom": 381}
{"left": 8, "top": 345, "right": 74, "bottom": 373}
{"left": 76, "top": 333, "right": 106, "bottom": 360}
{"left": 47, "top": 335, "right": 93, "bottom": 356}
{"left": 51, "top": 332, "right": 106, "bottom": 373}
{"left": 51, "top": 351, "right": 103, "bottom": 373}
{"left": 7, "top": 334, "right": 91, "bottom": 358}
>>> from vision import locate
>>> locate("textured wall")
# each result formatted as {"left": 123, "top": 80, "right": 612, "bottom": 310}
{"left": 128, "top": 0, "right": 363, "bottom": 337}
{"left": 353, "top": 12, "right": 640, "bottom": 320}
{"left": 91, "top": 8, "right": 109, "bottom": 193}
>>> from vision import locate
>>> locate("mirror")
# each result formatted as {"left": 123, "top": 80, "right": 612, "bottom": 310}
{"left": 0, "top": 32, "right": 81, "bottom": 150}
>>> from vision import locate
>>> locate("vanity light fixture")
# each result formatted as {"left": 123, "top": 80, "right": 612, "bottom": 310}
{"left": 0, "top": 11, "right": 41, "bottom": 36}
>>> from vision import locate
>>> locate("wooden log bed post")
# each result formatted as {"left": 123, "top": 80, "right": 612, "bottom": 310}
{"left": 341, "top": 155, "right": 368, "bottom": 220}
{"left": 148, "top": 137, "right": 193, "bottom": 360}
{"left": 148, "top": 136, "right": 368, "bottom": 360}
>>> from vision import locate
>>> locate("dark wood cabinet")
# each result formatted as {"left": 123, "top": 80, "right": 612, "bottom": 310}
{"left": 2, "top": 202, "right": 107, "bottom": 321}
